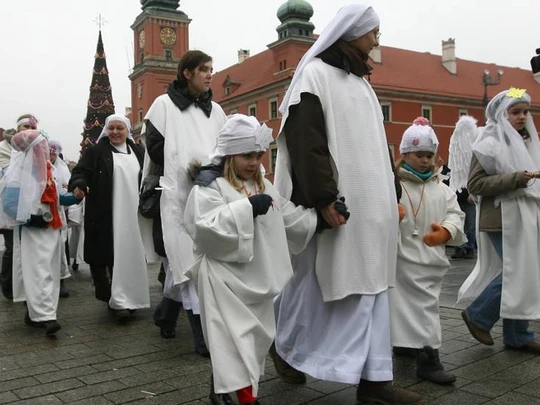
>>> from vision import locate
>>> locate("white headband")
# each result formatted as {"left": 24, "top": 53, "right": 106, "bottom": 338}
{"left": 16, "top": 116, "right": 38, "bottom": 129}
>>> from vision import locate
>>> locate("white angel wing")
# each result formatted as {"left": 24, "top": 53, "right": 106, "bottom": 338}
{"left": 448, "top": 115, "right": 479, "bottom": 192}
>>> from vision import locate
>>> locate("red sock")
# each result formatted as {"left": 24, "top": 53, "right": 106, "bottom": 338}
{"left": 236, "top": 385, "right": 256, "bottom": 404}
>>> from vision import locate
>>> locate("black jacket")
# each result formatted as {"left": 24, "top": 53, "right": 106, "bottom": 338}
{"left": 69, "top": 138, "right": 144, "bottom": 266}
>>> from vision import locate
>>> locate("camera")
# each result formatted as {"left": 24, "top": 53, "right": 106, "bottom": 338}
{"left": 532, "top": 48, "right": 540, "bottom": 74}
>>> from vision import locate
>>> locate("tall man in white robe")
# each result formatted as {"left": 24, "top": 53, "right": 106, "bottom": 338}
{"left": 272, "top": 5, "right": 422, "bottom": 404}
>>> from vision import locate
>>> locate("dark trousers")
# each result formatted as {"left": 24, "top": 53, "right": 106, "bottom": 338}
{"left": 89, "top": 264, "right": 112, "bottom": 302}
{"left": 0, "top": 229, "right": 13, "bottom": 298}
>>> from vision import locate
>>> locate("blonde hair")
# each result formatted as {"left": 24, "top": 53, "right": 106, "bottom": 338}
{"left": 223, "top": 156, "right": 266, "bottom": 194}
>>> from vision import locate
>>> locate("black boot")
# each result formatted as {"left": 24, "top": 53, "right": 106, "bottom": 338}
{"left": 416, "top": 345, "right": 456, "bottom": 385}
{"left": 0, "top": 229, "right": 13, "bottom": 300}
{"left": 187, "top": 309, "right": 210, "bottom": 357}
{"left": 72, "top": 259, "right": 79, "bottom": 271}
{"left": 59, "top": 279, "right": 70, "bottom": 298}
{"left": 392, "top": 346, "right": 418, "bottom": 358}
{"left": 153, "top": 297, "right": 182, "bottom": 338}
{"left": 356, "top": 379, "right": 423, "bottom": 404}
{"left": 209, "top": 375, "right": 235, "bottom": 405}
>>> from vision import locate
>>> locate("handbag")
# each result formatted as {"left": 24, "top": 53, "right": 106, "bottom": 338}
{"left": 139, "top": 174, "right": 161, "bottom": 219}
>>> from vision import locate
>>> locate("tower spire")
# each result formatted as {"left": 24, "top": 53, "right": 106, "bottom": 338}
{"left": 81, "top": 30, "right": 115, "bottom": 150}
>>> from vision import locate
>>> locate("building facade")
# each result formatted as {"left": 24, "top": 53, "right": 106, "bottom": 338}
{"left": 130, "top": 0, "right": 540, "bottom": 175}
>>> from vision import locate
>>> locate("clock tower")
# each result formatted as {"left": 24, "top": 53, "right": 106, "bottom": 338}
{"left": 130, "top": 0, "right": 191, "bottom": 136}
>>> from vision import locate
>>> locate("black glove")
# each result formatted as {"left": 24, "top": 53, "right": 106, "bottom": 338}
{"left": 69, "top": 179, "right": 88, "bottom": 194}
{"left": 334, "top": 196, "right": 350, "bottom": 220}
{"left": 27, "top": 215, "right": 48, "bottom": 228}
{"left": 248, "top": 194, "right": 273, "bottom": 218}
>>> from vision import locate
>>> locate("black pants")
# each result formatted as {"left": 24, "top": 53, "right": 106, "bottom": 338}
{"left": 0, "top": 229, "right": 13, "bottom": 298}
{"left": 89, "top": 264, "right": 112, "bottom": 302}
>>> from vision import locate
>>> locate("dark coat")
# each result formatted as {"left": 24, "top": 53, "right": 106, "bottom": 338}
{"left": 69, "top": 138, "right": 144, "bottom": 266}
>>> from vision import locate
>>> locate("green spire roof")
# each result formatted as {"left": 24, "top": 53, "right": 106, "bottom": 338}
{"left": 276, "top": 0, "right": 315, "bottom": 40}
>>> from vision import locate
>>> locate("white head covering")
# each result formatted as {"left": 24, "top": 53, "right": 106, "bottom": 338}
{"left": 96, "top": 114, "right": 133, "bottom": 142}
{"left": 209, "top": 114, "right": 273, "bottom": 164}
{"left": 473, "top": 87, "right": 540, "bottom": 202}
{"left": 0, "top": 130, "right": 50, "bottom": 227}
{"left": 48, "top": 139, "right": 63, "bottom": 155}
{"left": 279, "top": 4, "right": 380, "bottom": 116}
{"left": 399, "top": 117, "right": 439, "bottom": 154}
{"left": 448, "top": 115, "right": 478, "bottom": 192}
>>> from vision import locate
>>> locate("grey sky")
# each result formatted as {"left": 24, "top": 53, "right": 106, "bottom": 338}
{"left": 1, "top": 0, "right": 538, "bottom": 160}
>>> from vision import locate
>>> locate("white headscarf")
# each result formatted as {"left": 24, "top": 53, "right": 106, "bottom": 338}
{"left": 209, "top": 114, "right": 273, "bottom": 164}
{"left": 279, "top": 4, "right": 380, "bottom": 116}
{"left": 0, "top": 130, "right": 50, "bottom": 227}
{"left": 96, "top": 114, "right": 133, "bottom": 142}
{"left": 473, "top": 88, "right": 540, "bottom": 202}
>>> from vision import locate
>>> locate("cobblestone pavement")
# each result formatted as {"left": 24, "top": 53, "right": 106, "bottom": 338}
{"left": 0, "top": 253, "right": 539, "bottom": 404}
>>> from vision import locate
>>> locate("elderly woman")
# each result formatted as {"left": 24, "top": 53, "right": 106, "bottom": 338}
{"left": 458, "top": 88, "right": 540, "bottom": 354}
{"left": 70, "top": 114, "right": 149, "bottom": 322}
{"left": 0, "top": 129, "right": 83, "bottom": 336}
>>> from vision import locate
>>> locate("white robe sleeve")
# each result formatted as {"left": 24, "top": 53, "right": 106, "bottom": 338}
{"left": 278, "top": 197, "right": 317, "bottom": 255}
{"left": 185, "top": 184, "right": 255, "bottom": 263}
{"left": 440, "top": 184, "right": 467, "bottom": 247}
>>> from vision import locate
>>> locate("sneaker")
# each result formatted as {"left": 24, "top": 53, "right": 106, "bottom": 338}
{"left": 356, "top": 380, "right": 423, "bottom": 404}
{"left": 461, "top": 310, "right": 494, "bottom": 345}
{"left": 268, "top": 342, "right": 306, "bottom": 384}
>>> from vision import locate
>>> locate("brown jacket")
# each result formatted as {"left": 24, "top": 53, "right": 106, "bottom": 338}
{"left": 467, "top": 155, "right": 528, "bottom": 231}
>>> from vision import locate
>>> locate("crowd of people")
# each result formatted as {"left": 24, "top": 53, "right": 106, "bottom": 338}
{"left": 1, "top": 3, "right": 540, "bottom": 405}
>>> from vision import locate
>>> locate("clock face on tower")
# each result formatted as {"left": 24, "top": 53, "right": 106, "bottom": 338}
{"left": 139, "top": 30, "right": 146, "bottom": 48}
{"left": 160, "top": 27, "right": 176, "bottom": 45}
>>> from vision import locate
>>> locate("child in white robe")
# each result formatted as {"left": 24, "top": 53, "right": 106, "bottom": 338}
{"left": 184, "top": 114, "right": 319, "bottom": 405}
{"left": 390, "top": 117, "right": 466, "bottom": 385}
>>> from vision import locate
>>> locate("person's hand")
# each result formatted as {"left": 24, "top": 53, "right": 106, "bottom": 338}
{"left": 467, "top": 195, "right": 474, "bottom": 204}
{"left": 398, "top": 203, "right": 406, "bottom": 222}
{"left": 248, "top": 194, "right": 273, "bottom": 217}
{"left": 73, "top": 187, "right": 86, "bottom": 200}
{"left": 423, "top": 223, "right": 451, "bottom": 247}
{"left": 320, "top": 199, "right": 348, "bottom": 228}
{"left": 524, "top": 171, "right": 535, "bottom": 181}
{"left": 436, "top": 156, "right": 445, "bottom": 169}
{"left": 334, "top": 197, "right": 350, "bottom": 220}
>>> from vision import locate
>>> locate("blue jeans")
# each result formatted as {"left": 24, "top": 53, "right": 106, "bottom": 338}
{"left": 465, "top": 232, "right": 534, "bottom": 347}
{"left": 459, "top": 201, "right": 476, "bottom": 250}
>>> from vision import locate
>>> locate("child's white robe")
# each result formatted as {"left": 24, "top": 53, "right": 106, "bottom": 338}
{"left": 184, "top": 178, "right": 316, "bottom": 395}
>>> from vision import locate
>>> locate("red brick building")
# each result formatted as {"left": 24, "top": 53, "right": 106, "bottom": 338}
{"left": 130, "top": 0, "right": 540, "bottom": 174}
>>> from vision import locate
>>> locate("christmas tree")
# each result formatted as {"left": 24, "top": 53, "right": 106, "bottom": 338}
{"left": 81, "top": 30, "right": 115, "bottom": 150}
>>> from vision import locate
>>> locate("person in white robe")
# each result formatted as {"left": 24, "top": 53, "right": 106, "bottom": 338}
{"left": 272, "top": 5, "right": 423, "bottom": 404}
{"left": 69, "top": 114, "right": 149, "bottom": 323}
{"left": 390, "top": 117, "right": 465, "bottom": 385}
{"left": 49, "top": 139, "right": 72, "bottom": 298}
{"left": 457, "top": 88, "right": 540, "bottom": 354}
{"left": 142, "top": 50, "right": 226, "bottom": 355}
{"left": 0, "top": 129, "right": 84, "bottom": 336}
{"left": 184, "top": 114, "right": 318, "bottom": 405}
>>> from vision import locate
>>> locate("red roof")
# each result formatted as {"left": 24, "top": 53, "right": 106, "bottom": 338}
{"left": 212, "top": 44, "right": 540, "bottom": 107}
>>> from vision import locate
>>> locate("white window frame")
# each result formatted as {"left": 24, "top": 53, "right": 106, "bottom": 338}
{"left": 380, "top": 102, "right": 392, "bottom": 122}
{"left": 269, "top": 97, "right": 278, "bottom": 120}
{"left": 421, "top": 105, "right": 432, "bottom": 122}
{"left": 248, "top": 103, "right": 257, "bottom": 117}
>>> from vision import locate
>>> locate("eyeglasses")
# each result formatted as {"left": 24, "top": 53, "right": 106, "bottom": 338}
{"left": 375, "top": 31, "right": 381, "bottom": 40}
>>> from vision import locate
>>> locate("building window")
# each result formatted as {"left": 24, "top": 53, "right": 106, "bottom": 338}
{"left": 138, "top": 109, "right": 143, "bottom": 123}
{"left": 248, "top": 103, "right": 257, "bottom": 117}
{"left": 279, "top": 61, "right": 283, "bottom": 71}
{"left": 283, "top": 60, "right": 287, "bottom": 69}
{"left": 269, "top": 142, "right": 278, "bottom": 173}
{"left": 421, "top": 105, "right": 432, "bottom": 122}
{"left": 459, "top": 108, "right": 468, "bottom": 117}
{"left": 229, "top": 109, "right": 238, "bottom": 115}
{"left": 225, "top": 87, "right": 230, "bottom": 96}
{"left": 269, "top": 98, "right": 278, "bottom": 120}
{"left": 380, "top": 102, "right": 391, "bottom": 122}
{"left": 140, "top": 51, "right": 144, "bottom": 62}
{"left": 164, "top": 49, "right": 173, "bottom": 61}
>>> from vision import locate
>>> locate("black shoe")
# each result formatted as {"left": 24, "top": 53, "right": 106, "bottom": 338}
{"left": 114, "top": 309, "right": 131, "bottom": 323}
{"left": 451, "top": 248, "right": 465, "bottom": 259}
{"left": 25, "top": 311, "right": 44, "bottom": 327}
{"left": 416, "top": 345, "right": 456, "bottom": 385}
{"left": 209, "top": 375, "right": 235, "bottom": 405}
{"left": 44, "top": 320, "right": 61, "bottom": 336}
{"left": 160, "top": 327, "right": 176, "bottom": 339}
{"left": 72, "top": 261, "right": 79, "bottom": 271}
{"left": 59, "top": 280, "right": 70, "bottom": 298}
{"left": 187, "top": 309, "right": 211, "bottom": 357}
{"left": 392, "top": 346, "right": 418, "bottom": 357}
{"left": 269, "top": 342, "right": 306, "bottom": 384}
{"left": 356, "top": 380, "right": 423, "bottom": 404}
{"left": 2, "top": 289, "right": 13, "bottom": 300}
